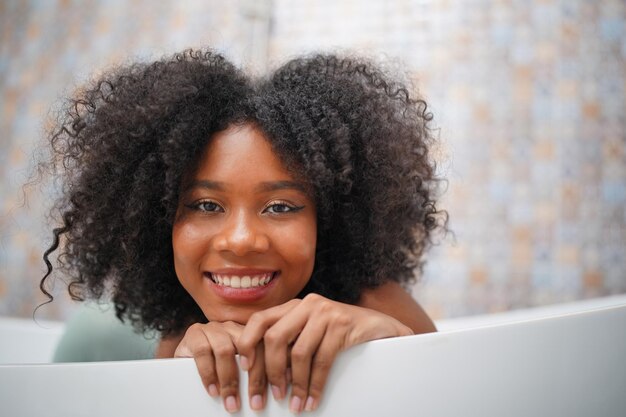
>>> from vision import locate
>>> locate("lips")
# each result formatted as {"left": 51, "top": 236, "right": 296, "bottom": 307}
{"left": 204, "top": 269, "right": 280, "bottom": 303}
{"left": 208, "top": 272, "right": 276, "bottom": 288}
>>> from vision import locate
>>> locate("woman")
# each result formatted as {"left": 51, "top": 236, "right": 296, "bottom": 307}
{"left": 40, "top": 49, "right": 445, "bottom": 413}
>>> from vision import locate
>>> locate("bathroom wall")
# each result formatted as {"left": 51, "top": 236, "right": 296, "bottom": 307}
{"left": 0, "top": 0, "right": 624, "bottom": 321}
{"left": 0, "top": 0, "right": 268, "bottom": 319}
{"left": 269, "top": 0, "right": 626, "bottom": 318}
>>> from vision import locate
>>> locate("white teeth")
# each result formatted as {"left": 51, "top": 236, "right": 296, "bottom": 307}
{"left": 231, "top": 276, "right": 241, "bottom": 288}
{"left": 211, "top": 273, "right": 274, "bottom": 288}
{"left": 241, "top": 276, "right": 251, "bottom": 288}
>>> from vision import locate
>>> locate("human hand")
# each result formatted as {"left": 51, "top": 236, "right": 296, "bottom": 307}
{"left": 236, "top": 293, "right": 414, "bottom": 413}
{"left": 174, "top": 321, "right": 267, "bottom": 413}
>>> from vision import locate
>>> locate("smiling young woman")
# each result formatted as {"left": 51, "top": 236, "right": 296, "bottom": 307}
{"left": 164, "top": 122, "right": 436, "bottom": 412}
{"left": 40, "top": 49, "right": 444, "bottom": 414}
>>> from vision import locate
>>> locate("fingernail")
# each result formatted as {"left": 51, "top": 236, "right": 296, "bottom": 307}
{"left": 208, "top": 384, "right": 219, "bottom": 397}
{"left": 289, "top": 396, "right": 302, "bottom": 413}
{"left": 271, "top": 384, "right": 283, "bottom": 401}
{"left": 225, "top": 396, "right": 238, "bottom": 413}
{"left": 305, "top": 396, "right": 316, "bottom": 411}
{"left": 251, "top": 394, "right": 263, "bottom": 410}
{"left": 239, "top": 355, "right": 249, "bottom": 371}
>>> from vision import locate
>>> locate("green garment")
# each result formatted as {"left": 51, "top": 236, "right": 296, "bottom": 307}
{"left": 53, "top": 303, "right": 157, "bottom": 362}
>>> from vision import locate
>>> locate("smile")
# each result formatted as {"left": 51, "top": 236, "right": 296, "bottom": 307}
{"left": 207, "top": 272, "right": 277, "bottom": 289}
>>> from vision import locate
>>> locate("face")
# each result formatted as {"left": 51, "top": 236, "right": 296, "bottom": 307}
{"left": 172, "top": 124, "right": 317, "bottom": 324}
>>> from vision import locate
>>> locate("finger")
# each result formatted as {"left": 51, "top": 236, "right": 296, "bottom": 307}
{"left": 303, "top": 327, "right": 343, "bottom": 412}
{"left": 174, "top": 325, "right": 219, "bottom": 398}
{"left": 261, "top": 303, "right": 314, "bottom": 401}
{"left": 238, "top": 299, "right": 301, "bottom": 370}
{"left": 208, "top": 328, "right": 241, "bottom": 413}
{"left": 192, "top": 349, "right": 220, "bottom": 398}
{"left": 221, "top": 320, "right": 244, "bottom": 334}
{"left": 247, "top": 341, "right": 267, "bottom": 411}
{"left": 288, "top": 317, "right": 328, "bottom": 413}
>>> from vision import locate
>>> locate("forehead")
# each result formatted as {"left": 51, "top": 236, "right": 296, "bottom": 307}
{"left": 191, "top": 123, "right": 301, "bottom": 186}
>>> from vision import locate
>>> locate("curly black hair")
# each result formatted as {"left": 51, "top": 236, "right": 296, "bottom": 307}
{"left": 39, "top": 48, "right": 446, "bottom": 336}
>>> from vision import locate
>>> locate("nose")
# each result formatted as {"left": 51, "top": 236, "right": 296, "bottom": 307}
{"left": 212, "top": 209, "right": 270, "bottom": 256}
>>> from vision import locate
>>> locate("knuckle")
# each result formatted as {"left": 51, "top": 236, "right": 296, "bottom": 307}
{"left": 223, "top": 320, "right": 238, "bottom": 330}
{"left": 179, "top": 326, "right": 215, "bottom": 357}
{"left": 290, "top": 381, "right": 309, "bottom": 396}
{"left": 247, "top": 311, "right": 265, "bottom": 325}
{"left": 302, "top": 294, "right": 334, "bottom": 314}
{"left": 263, "top": 329, "right": 284, "bottom": 346}
{"left": 290, "top": 345, "right": 311, "bottom": 363}
{"left": 236, "top": 338, "right": 252, "bottom": 352}
{"left": 312, "top": 355, "right": 333, "bottom": 372}
{"left": 303, "top": 293, "right": 322, "bottom": 303}
{"left": 223, "top": 321, "right": 243, "bottom": 336}
{"left": 220, "top": 379, "right": 239, "bottom": 392}
{"left": 192, "top": 345, "right": 214, "bottom": 357}
{"left": 188, "top": 322, "right": 204, "bottom": 331}
{"left": 317, "top": 299, "right": 336, "bottom": 314}
{"left": 178, "top": 340, "right": 211, "bottom": 358}
{"left": 185, "top": 322, "right": 204, "bottom": 337}
{"left": 248, "top": 375, "right": 267, "bottom": 392}
{"left": 308, "top": 381, "right": 325, "bottom": 398}
{"left": 173, "top": 344, "right": 192, "bottom": 358}
{"left": 199, "top": 371, "right": 217, "bottom": 385}
{"left": 237, "top": 336, "right": 255, "bottom": 353}
{"left": 265, "top": 368, "right": 286, "bottom": 383}
{"left": 237, "top": 343, "right": 254, "bottom": 355}
{"left": 212, "top": 343, "right": 236, "bottom": 358}
{"left": 333, "top": 312, "right": 352, "bottom": 327}
{"left": 288, "top": 298, "right": 302, "bottom": 306}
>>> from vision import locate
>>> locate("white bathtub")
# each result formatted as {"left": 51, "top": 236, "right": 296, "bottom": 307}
{"left": 1, "top": 295, "right": 625, "bottom": 416}
{"left": 0, "top": 317, "right": 64, "bottom": 364}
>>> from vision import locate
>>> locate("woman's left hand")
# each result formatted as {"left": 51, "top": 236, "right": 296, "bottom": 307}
{"left": 236, "top": 293, "right": 414, "bottom": 413}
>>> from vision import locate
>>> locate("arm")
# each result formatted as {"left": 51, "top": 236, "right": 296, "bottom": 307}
{"left": 357, "top": 281, "right": 437, "bottom": 334}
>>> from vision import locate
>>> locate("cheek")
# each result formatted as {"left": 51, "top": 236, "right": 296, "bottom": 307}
{"left": 171, "top": 221, "right": 209, "bottom": 281}
{"left": 276, "top": 219, "right": 317, "bottom": 275}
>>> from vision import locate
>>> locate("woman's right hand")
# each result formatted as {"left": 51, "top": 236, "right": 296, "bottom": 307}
{"left": 174, "top": 321, "right": 267, "bottom": 413}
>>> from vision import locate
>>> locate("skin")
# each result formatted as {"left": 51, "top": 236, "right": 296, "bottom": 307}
{"left": 165, "top": 123, "right": 437, "bottom": 413}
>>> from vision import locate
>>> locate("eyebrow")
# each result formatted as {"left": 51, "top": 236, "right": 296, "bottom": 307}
{"left": 255, "top": 181, "right": 308, "bottom": 194}
{"left": 184, "top": 180, "right": 226, "bottom": 192}
{"left": 184, "top": 180, "right": 307, "bottom": 194}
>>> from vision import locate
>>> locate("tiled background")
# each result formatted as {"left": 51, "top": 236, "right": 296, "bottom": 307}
{"left": 1, "top": 0, "right": 624, "bottom": 321}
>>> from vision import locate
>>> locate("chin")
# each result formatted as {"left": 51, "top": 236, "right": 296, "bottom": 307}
{"left": 204, "top": 305, "right": 260, "bottom": 325}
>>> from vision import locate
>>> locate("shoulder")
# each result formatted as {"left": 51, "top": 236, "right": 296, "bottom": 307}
{"left": 357, "top": 281, "right": 437, "bottom": 334}
{"left": 155, "top": 331, "right": 186, "bottom": 358}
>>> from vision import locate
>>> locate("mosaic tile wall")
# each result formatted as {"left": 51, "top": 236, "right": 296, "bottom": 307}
{"left": 0, "top": 0, "right": 267, "bottom": 319}
{"left": 1, "top": 0, "right": 624, "bottom": 321}
{"left": 270, "top": 0, "right": 626, "bottom": 318}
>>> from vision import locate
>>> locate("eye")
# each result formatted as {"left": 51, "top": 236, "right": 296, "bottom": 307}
{"left": 186, "top": 200, "right": 224, "bottom": 213}
{"left": 264, "top": 201, "right": 304, "bottom": 214}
